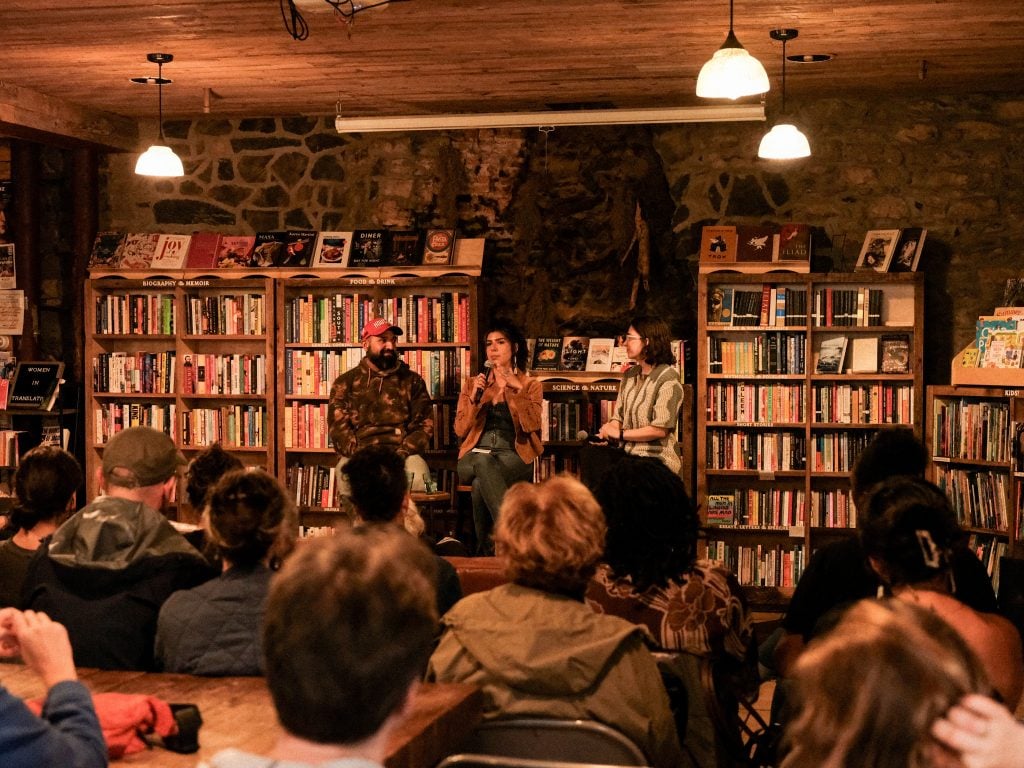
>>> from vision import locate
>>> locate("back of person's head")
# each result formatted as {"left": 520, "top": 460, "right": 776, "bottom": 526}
{"left": 782, "top": 599, "right": 990, "bottom": 768}
{"left": 629, "top": 315, "right": 675, "bottom": 367}
{"left": 263, "top": 524, "right": 438, "bottom": 744}
{"left": 860, "top": 476, "right": 964, "bottom": 588}
{"left": 342, "top": 445, "right": 406, "bottom": 523}
{"left": 595, "top": 455, "right": 697, "bottom": 590}
{"left": 852, "top": 427, "right": 928, "bottom": 514}
{"left": 494, "top": 474, "right": 606, "bottom": 597}
{"left": 185, "top": 443, "right": 243, "bottom": 509}
{"left": 11, "top": 445, "right": 82, "bottom": 532}
{"left": 207, "top": 469, "right": 296, "bottom": 568}
{"left": 102, "top": 426, "right": 186, "bottom": 490}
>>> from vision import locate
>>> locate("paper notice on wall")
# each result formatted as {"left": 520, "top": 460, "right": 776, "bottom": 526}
{"left": 0, "top": 291, "right": 25, "bottom": 335}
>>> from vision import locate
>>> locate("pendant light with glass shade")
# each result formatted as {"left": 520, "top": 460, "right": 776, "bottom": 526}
{"left": 758, "top": 29, "right": 811, "bottom": 160}
{"left": 696, "top": 0, "right": 770, "bottom": 100}
{"left": 132, "top": 53, "right": 184, "bottom": 177}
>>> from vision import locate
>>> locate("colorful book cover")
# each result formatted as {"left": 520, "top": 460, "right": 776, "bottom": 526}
{"left": 151, "top": 234, "right": 192, "bottom": 270}
{"left": 584, "top": 338, "right": 615, "bottom": 372}
{"left": 981, "top": 330, "right": 1024, "bottom": 368}
{"left": 423, "top": 229, "right": 457, "bottom": 265}
{"left": 89, "top": 232, "right": 126, "bottom": 269}
{"left": 251, "top": 232, "right": 286, "bottom": 268}
{"left": 816, "top": 335, "right": 849, "bottom": 374}
{"left": 312, "top": 231, "right": 353, "bottom": 267}
{"left": 880, "top": 334, "right": 911, "bottom": 374}
{"left": 976, "top": 316, "right": 1018, "bottom": 361}
{"left": 277, "top": 230, "right": 317, "bottom": 267}
{"left": 386, "top": 230, "right": 425, "bottom": 267}
{"left": 531, "top": 337, "right": 563, "bottom": 371}
{"left": 348, "top": 230, "right": 387, "bottom": 268}
{"left": 185, "top": 232, "right": 222, "bottom": 269}
{"left": 560, "top": 336, "right": 590, "bottom": 371}
{"left": 778, "top": 224, "right": 811, "bottom": 263}
{"left": 736, "top": 225, "right": 777, "bottom": 262}
{"left": 117, "top": 233, "right": 159, "bottom": 270}
{"left": 705, "top": 494, "right": 736, "bottom": 526}
{"left": 215, "top": 235, "right": 256, "bottom": 268}
{"left": 610, "top": 345, "right": 635, "bottom": 373}
{"left": 699, "top": 226, "right": 738, "bottom": 265}
{"left": 856, "top": 229, "right": 900, "bottom": 272}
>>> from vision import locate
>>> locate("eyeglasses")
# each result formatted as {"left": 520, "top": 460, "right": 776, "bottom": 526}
{"left": 622, "top": 334, "right": 644, "bottom": 342}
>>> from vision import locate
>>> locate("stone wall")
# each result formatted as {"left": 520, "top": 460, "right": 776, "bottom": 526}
{"left": 102, "top": 93, "right": 1024, "bottom": 385}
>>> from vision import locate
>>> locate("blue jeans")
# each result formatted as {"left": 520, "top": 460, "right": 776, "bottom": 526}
{"left": 457, "top": 430, "right": 533, "bottom": 554}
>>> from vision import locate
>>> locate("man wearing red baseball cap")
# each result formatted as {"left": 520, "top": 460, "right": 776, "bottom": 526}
{"left": 328, "top": 317, "right": 434, "bottom": 490}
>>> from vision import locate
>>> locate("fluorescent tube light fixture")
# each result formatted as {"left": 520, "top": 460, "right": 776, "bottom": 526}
{"left": 335, "top": 105, "right": 765, "bottom": 133}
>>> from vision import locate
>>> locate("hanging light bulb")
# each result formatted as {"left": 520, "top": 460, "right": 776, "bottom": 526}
{"left": 696, "top": 0, "right": 770, "bottom": 100}
{"left": 132, "top": 53, "right": 184, "bottom": 177}
{"left": 758, "top": 29, "right": 811, "bottom": 160}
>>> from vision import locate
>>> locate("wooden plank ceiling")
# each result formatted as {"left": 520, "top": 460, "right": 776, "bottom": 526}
{"left": 0, "top": 0, "right": 1022, "bottom": 145}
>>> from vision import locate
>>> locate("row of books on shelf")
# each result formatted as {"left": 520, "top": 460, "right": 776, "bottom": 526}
{"left": 534, "top": 454, "right": 580, "bottom": 483}
{"left": 808, "top": 431, "right": 877, "bottom": 473}
{"left": 699, "top": 224, "right": 811, "bottom": 269}
{"left": 931, "top": 400, "right": 1011, "bottom": 463}
{"left": 89, "top": 228, "right": 473, "bottom": 271}
{"left": 179, "top": 406, "right": 268, "bottom": 448}
{"left": 963, "top": 309, "right": 1024, "bottom": 369}
{"left": 540, "top": 399, "right": 616, "bottom": 442}
{"left": 93, "top": 352, "right": 176, "bottom": 395}
{"left": 816, "top": 334, "right": 910, "bottom": 375}
{"left": 529, "top": 337, "right": 691, "bottom": 379}
{"left": 708, "top": 334, "right": 806, "bottom": 375}
{"left": 704, "top": 490, "right": 805, "bottom": 528}
{"left": 809, "top": 489, "right": 856, "bottom": 529}
{"left": 95, "top": 403, "right": 175, "bottom": 443}
{"left": 708, "top": 286, "right": 808, "bottom": 326}
{"left": 183, "top": 294, "right": 267, "bottom": 337}
{"left": 699, "top": 540, "right": 806, "bottom": 588}
{"left": 968, "top": 535, "right": 1008, "bottom": 594}
{"left": 811, "top": 382, "right": 915, "bottom": 425}
{"left": 94, "top": 293, "right": 176, "bottom": 335}
{"left": 706, "top": 382, "right": 806, "bottom": 424}
{"left": 936, "top": 466, "right": 1010, "bottom": 532}
{"left": 182, "top": 354, "right": 267, "bottom": 396}
{"left": 705, "top": 429, "right": 807, "bottom": 472}
{"left": 284, "top": 292, "right": 471, "bottom": 345}
{"left": 285, "top": 463, "right": 343, "bottom": 511}
{"left": 0, "top": 430, "right": 21, "bottom": 467}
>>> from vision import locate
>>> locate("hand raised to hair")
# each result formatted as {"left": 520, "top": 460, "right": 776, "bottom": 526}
{"left": 931, "top": 694, "right": 1024, "bottom": 768}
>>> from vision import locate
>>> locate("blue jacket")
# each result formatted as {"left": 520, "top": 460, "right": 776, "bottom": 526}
{"left": 0, "top": 680, "right": 107, "bottom": 768}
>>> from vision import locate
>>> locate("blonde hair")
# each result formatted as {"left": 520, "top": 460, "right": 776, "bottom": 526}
{"left": 782, "top": 599, "right": 990, "bottom": 768}
{"left": 494, "top": 474, "right": 606, "bottom": 596}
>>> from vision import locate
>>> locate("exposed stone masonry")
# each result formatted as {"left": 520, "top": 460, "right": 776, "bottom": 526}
{"left": 102, "top": 94, "right": 1024, "bottom": 386}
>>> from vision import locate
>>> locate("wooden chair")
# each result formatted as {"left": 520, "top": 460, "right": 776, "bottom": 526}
{"left": 454, "top": 718, "right": 648, "bottom": 766}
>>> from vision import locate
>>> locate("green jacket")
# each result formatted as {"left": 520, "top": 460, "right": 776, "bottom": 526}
{"left": 426, "top": 583, "right": 684, "bottom": 768}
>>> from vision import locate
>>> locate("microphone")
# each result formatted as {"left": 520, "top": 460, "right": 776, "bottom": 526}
{"left": 577, "top": 430, "right": 620, "bottom": 447}
{"left": 471, "top": 361, "right": 495, "bottom": 405}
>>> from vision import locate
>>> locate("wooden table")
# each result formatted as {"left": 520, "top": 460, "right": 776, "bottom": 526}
{"left": 2, "top": 665, "right": 481, "bottom": 767}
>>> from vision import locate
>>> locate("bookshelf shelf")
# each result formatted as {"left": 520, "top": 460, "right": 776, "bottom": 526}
{"left": 85, "top": 276, "right": 277, "bottom": 518}
{"left": 697, "top": 272, "right": 925, "bottom": 591}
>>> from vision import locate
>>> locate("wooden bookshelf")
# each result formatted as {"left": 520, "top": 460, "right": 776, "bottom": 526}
{"left": 84, "top": 276, "right": 276, "bottom": 519}
{"left": 696, "top": 272, "right": 925, "bottom": 600}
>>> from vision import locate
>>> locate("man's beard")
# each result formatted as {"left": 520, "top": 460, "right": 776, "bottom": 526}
{"left": 369, "top": 349, "right": 398, "bottom": 369}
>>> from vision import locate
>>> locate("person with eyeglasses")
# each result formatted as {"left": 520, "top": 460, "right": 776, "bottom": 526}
{"left": 596, "top": 315, "right": 684, "bottom": 475}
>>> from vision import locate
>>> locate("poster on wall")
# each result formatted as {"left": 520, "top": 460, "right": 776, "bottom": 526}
{"left": 0, "top": 244, "right": 15, "bottom": 290}
{"left": 0, "top": 180, "right": 11, "bottom": 244}
{"left": 0, "top": 290, "right": 24, "bottom": 336}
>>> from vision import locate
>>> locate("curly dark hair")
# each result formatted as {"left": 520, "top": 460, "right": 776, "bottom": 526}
{"left": 860, "top": 475, "right": 965, "bottom": 587}
{"left": 11, "top": 445, "right": 82, "bottom": 532}
{"left": 595, "top": 455, "right": 698, "bottom": 590}
{"left": 485, "top": 319, "right": 529, "bottom": 372}
{"left": 185, "top": 443, "right": 243, "bottom": 510}
{"left": 207, "top": 469, "right": 296, "bottom": 568}
{"left": 629, "top": 315, "right": 676, "bottom": 367}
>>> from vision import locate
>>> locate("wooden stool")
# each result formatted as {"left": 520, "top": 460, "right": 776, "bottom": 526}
{"left": 410, "top": 491, "right": 453, "bottom": 540}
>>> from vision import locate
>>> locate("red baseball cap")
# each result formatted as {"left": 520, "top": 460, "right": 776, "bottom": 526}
{"left": 361, "top": 317, "right": 403, "bottom": 340}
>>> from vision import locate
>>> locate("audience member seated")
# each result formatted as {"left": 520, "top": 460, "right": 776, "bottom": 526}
{"left": 155, "top": 469, "right": 296, "bottom": 676}
{"left": 586, "top": 455, "right": 758, "bottom": 765}
{"left": 861, "top": 475, "right": 1024, "bottom": 708}
{"left": 342, "top": 445, "right": 462, "bottom": 616}
{"left": 21, "top": 426, "right": 216, "bottom": 670}
{"left": 200, "top": 524, "right": 439, "bottom": 768}
{"left": 426, "top": 474, "right": 683, "bottom": 768}
{"left": 781, "top": 599, "right": 991, "bottom": 768}
{"left": 0, "top": 607, "right": 107, "bottom": 768}
{"left": 0, "top": 446, "right": 82, "bottom": 608}
{"left": 773, "top": 426, "right": 998, "bottom": 679}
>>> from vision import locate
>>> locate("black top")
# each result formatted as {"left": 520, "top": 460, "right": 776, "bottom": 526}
{"left": 782, "top": 536, "right": 999, "bottom": 641}
{"left": 483, "top": 401, "right": 516, "bottom": 436}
